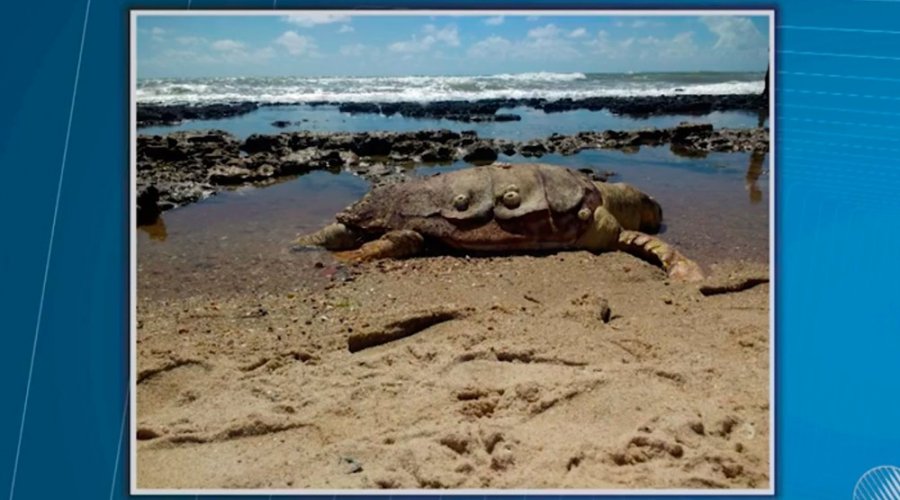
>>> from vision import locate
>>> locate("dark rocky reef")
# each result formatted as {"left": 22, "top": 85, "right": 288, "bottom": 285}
{"left": 137, "top": 93, "right": 766, "bottom": 127}
{"left": 537, "top": 94, "right": 765, "bottom": 116}
{"left": 355, "top": 94, "right": 765, "bottom": 120}
{"left": 137, "top": 102, "right": 259, "bottom": 127}
{"left": 135, "top": 123, "right": 769, "bottom": 224}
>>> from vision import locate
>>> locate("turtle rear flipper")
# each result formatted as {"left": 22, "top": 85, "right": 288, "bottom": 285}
{"left": 616, "top": 230, "right": 704, "bottom": 282}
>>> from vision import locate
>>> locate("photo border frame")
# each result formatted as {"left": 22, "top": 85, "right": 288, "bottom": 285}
{"left": 129, "top": 8, "right": 776, "bottom": 495}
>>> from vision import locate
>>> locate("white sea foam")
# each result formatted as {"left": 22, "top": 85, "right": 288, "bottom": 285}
{"left": 136, "top": 72, "right": 764, "bottom": 105}
{"left": 488, "top": 71, "right": 588, "bottom": 81}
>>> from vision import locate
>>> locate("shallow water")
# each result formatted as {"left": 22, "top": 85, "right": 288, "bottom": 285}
{"left": 138, "top": 104, "right": 767, "bottom": 141}
{"left": 137, "top": 146, "right": 769, "bottom": 300}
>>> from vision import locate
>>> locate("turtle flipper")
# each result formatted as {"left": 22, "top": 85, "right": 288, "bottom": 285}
{"left": 333, "top": 230, "right": 425, "bottom": 263}
{"left": 293, "top": 223, "right": 361, "bottom": 251}
{"left": 616, "top": 230, "right": 704, "bottom": 282}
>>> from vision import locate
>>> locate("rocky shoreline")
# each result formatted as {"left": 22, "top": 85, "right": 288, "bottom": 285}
{"left": 136, "top": 102, "right": 260, "bottom": 127}
{"left": 137, "top": 93, "right": 766, "bottom": 127}
{"left": 136, "top": 123, "right": 768, "bottom": 225}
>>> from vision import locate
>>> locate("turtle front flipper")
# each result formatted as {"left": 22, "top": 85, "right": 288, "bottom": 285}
{"left": 333, "top": 230, "right": 425, "bottom": 263}
{"left": 293, "top": 223, "right": 361, "bottom": 251}
{"left": 616, "top": 230, "right": 704, "bottom": 282}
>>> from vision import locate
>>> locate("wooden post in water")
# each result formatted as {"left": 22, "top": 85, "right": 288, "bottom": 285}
{"left": 758, "top": 64, "right": 770, "bottom": 127}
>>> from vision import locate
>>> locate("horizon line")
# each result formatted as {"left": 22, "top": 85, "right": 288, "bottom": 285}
{"left": 137, "top": 69, "right": 767, "bottom": 80}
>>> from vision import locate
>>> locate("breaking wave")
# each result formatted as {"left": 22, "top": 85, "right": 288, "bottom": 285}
{"left": 136, "top": 71, "right": 765, "bottom": 105}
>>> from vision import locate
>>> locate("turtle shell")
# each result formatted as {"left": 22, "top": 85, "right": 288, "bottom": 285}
{"left": 338, "top": 163, "right": 602, "bottom": 251}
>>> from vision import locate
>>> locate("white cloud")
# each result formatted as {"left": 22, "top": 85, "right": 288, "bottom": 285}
{"left": 468, "top": 26, "right": 582, "bottom": 62}
{"left": 424, "top": 24, "right": 460, "bottom": 47}
{"left": 211, "top": 39, "right": 245, "bottom": 52}
{"left": 702, "top": 16, "right": 766, "bottom": 51}
{"left": 337, "top": 24, "right": 354, "bottom": 33}
{"left": 614, "top": 19, "right": 665, "bottom": 29}
{"left": 584, "top": 29, "right": 698, "bottom": 61}
{"left": 340, "top": 43, "right": 375, "bottom": 57}
{"left": 388, "top": 37, "right": 431, "bottom": 54}
{"left": 144, "top": 45, "right": 271, "bottom": 69}
{"left": 388, "top": 24, "right": 459, "bottom": 53}
{"left": 253, "top": 47, "right": 276, "bottom": 60}
{"left": 636, "top": 31, "right": 698, "bottom": 59}
{"left": 463, "top": 20, "right": 753, "bottom": 69}
{"left": 484, "top": 16, "right": 504, "bottom": 26}
{"left": 467, "top": 36, "right": 513, "bottom": 59}
{"left": 150, "top": 27, "right": 166, "bottom": 43}
{"left": 150, "top": 48, "right": 216, "bottom": 66}
{"left": 276, "top": 31, "right": 318, "bottom": 56}
{"left": 583, "top": 30, "right": 615, "bottom": 56}
{"left": 529, "top": 39, "right": 580, "bottom": 60}
{"left": 283, "top": 13, "right": 351, "bottom": 27}
{"left": 528, "top": 24, "right": 561, "bottom": 39}
{"left": 162, "top": 33, "right": 275, "bottom": 64}
{"left": 340, "top": 44, "right": 362, "bottom": 57}
{"left": 568, "top": 27, "right": 587, "bottom": 38}
{"left": 176, "top": 36, "right": 206, "bottom": 45}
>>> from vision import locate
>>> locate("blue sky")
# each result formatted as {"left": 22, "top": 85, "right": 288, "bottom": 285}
{"left": 136, "top": 13, "right": 770, "bottom": 78}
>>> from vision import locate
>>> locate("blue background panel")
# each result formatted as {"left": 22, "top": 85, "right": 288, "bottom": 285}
{"left": 2, "top": 0, "right": 900, "bottom": 498}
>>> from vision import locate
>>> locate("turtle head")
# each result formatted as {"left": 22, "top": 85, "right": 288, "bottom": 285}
{"left": 293, "top": 222, "right": 362, "bottom": 251}
{"left": 292, "top": 185, "right": 397, "bottom": 252}
{"left": 336, "top": 188, "right": 392, "bottom": 233}
{"left": 639, "top": 193, "right": 663, "bottom": 234}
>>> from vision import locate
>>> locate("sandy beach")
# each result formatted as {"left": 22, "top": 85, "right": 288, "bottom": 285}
{"left": 136, "top": 248, "right": 769, "bottom": 490}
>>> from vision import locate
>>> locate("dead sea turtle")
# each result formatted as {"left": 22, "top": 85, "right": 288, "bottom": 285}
{"left": 295, "top": 163, "right": 703, "bottom": 281}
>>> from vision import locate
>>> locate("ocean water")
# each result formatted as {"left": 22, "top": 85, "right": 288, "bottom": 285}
{"left": 136, "top": 71, "right": 766, "bottom": 105}
{"left": 137, "top": 104, "right": 766, "bottom": 141}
